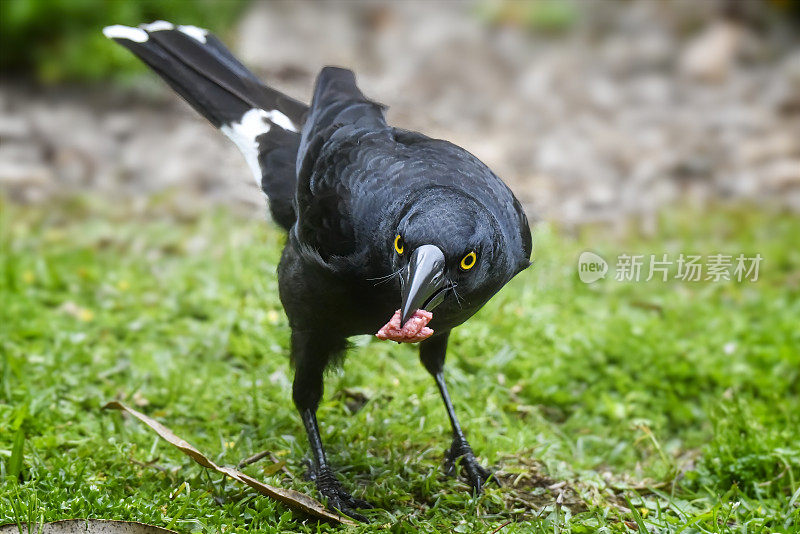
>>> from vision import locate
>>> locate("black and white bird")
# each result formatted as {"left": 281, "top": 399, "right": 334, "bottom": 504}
{"left": 104, "top": 21, "right": 532, "bottom": 521}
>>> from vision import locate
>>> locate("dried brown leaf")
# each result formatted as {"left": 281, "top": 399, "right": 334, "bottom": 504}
{"left": 103, "top": 401, "right": 355, "bottom": 525}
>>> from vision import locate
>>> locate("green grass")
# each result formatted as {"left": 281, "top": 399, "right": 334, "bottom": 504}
{"left": 1, "top": 196, "right": 798, "bottom": 533}
{"left": 1, "top": 0, "right": 248, "bottom": 82}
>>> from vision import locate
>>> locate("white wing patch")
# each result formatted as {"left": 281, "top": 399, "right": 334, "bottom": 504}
{"left": 221, "top": 109, "right": 273, "bottom": 188}
{"left": 265, "top": 110, "right": 298, "bottom": 133}
{"left": 102, "top": 25, "right": 148, "bottom": 43}
{"left": 221, "top": 108, "right": 300, "bottom": 189}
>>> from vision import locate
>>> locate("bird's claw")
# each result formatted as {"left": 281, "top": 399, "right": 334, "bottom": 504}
{"left": 444, "top": 438, "right": 495, "bottom": 494}
{"left": 310, "top": 465, "right": 373, "bottom": 522}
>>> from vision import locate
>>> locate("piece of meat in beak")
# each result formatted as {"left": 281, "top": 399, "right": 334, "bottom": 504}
{"left": 376, "top": 244, "right": 448, "bottom": 343}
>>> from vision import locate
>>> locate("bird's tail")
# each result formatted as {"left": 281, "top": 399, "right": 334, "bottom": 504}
{"left": 103, "top": 21, "right": 308, "bottom": 229}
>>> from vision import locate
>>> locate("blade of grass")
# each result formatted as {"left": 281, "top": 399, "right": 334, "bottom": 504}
{"left": 7, "top": 427, "right": 25, "bottom": 483}
{"left": 624, "top": 493, "right": 648, "bottom": 532}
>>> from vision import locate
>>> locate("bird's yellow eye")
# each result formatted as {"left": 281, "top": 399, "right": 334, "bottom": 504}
{"left": 394, "top": 234, "right": 404, "bottom": 255}
{"left": 460, "top": 251, "right": 477, "bottom": 271}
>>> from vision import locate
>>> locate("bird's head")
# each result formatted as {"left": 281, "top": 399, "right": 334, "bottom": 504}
{"left": 388, "top": 187, "right": 530, "bottom": 331}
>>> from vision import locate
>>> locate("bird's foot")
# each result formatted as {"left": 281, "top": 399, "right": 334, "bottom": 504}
{"left": 444, "top": 438, "right": 495, "bottom": 494}
{"left": 308, "top": 464, "right": 373, "bottom": 522}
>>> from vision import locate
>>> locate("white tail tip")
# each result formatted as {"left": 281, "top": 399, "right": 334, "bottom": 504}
{"left": 102, "top": 25, "right": 148, "bottom": 43}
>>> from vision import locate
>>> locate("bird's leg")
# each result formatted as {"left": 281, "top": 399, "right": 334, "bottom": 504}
{"left": 434, "top": 372, "right": 493, "bottom": 492}
{"left": 419, "top": 333, "right": 494, "bottom": 494}
{"left": 299, "top": 408, "right": 373, "bottom": 516}
{"left": 291, "top": 332, "right": 372, "bottom": 521}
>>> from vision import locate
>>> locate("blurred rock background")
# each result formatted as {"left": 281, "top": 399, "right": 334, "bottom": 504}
{"left": 1, "top": 0, "right": 799, "bottom": 227}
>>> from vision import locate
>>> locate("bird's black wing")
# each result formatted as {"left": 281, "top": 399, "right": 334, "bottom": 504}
{"left": 293, "top": 67, "right": 392, "bottom": 258}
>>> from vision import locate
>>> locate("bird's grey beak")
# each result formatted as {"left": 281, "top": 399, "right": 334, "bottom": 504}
{"left": 400, "top": 244, "right": 447, "bottom": 326}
